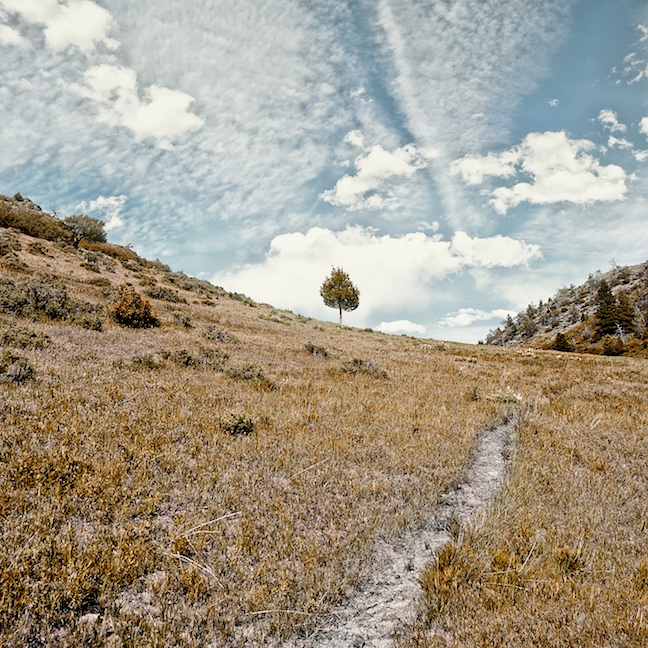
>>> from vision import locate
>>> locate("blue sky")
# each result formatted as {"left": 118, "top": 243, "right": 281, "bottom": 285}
{"left": 1, "top": 0, "right": 647, "bottom": 342}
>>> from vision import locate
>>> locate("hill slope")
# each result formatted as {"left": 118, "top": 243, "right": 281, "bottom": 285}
{"left": 485, "top": 260, "right": 648, "bottom": 357}
{"left": 1, "top": 194, "right": 647, "bottom": 647}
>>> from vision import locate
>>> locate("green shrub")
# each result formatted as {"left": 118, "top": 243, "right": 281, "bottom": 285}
{"left": 109, "top": 285, "right": 159, "bottom": 329}
{"left": 64, "top": 215, "right": 106, "bottom": 245}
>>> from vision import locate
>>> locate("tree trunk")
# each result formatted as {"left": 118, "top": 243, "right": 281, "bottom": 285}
{"left": 339, "top": 306, "right": 342, "bottom": 323}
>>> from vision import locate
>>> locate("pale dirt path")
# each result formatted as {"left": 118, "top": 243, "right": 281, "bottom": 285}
{"left": 288, "top": 416, "right": 516, "bottom": 648}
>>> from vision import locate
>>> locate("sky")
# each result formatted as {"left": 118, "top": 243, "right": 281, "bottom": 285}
{"left": 1, "top": 0, "right": 648, "bottom": 342}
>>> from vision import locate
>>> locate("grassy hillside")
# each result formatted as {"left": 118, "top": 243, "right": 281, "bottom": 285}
{"left": 485, "top": 261, "right": 648, "bottom": 358}
{"left": 1, "top": 196, "right": 646, "bottom": 647}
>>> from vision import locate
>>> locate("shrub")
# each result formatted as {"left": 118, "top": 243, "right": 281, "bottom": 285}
{"left": 145, "top": 286, "right": 187, "bottom": 304}
{"left": 305, "top": 341, "right": 328, "bottom": 357}
{"left": 64, "top": 215, "right": 106, "bottom": 245}
{"left": 0, "top": 351, "right": 34, "bottom": 383}
{"left": 0, "top": 197, "right": 73, "bottom": 243}
{"left": 342, "top": 357, "right": 388, "bottom": 379}
{"left": 226, "top": 364, "right": 274, "bottom": 389}
{"left": 553, "top": 332, "right": 571, "bottom": 352}
{"left": 109, "top": 285, "right": 159, "bottom": 329}
{"left": 171, "top": 311, "right": 192, "bottom": 328}
{"left": 1, "top": 326, "right": 51, "bottom": 349}
{"left": 205, "top": 325, "right": 232, "bottom": 343}
{"left": 218, "top": 412, "right": 255, "bottom": 436}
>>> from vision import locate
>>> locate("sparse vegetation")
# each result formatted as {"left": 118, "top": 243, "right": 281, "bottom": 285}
{"left": 1, "top": 200, "right": 647, "bottom": 647}
{"left": 485, "top": 260, "right": 648, "bottom": 357}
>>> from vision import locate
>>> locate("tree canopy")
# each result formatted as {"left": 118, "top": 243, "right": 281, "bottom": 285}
{"left": 320, "top": 267, "right": 359, "bottom": 322}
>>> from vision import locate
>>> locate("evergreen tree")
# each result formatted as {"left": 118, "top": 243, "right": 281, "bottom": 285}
{"left": 554, "top": 332, "right": 571, "bottom": 352}
{"left": 320, "top": 267, "right": 360, "bottom": 322}
{"left": 594, "top": 279, "right": 618, "bottom": 337}
{"left": 615, "top": 291, "right": 635, "bottom": 335}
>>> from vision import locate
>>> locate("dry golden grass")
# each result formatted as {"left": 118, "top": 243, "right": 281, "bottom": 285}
{"left": 397, "top": 354, "right": 648, "bottom": 647}
{"left": 1, "top": 227, "right": 646, "bottom": 646}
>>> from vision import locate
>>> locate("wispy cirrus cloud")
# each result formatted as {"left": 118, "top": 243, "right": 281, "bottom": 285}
{"left": 0, "top": 0, "right": 203, "bottom": 147}
{"left": 451, "top": 131, "right": 629, "bottom": 214}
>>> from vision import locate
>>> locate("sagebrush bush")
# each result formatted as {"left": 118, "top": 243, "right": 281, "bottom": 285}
{"left": 219, "top": 412, "right": 255, "bottom": 436}
{"left": 110, "top": 284, "right": 159, "bottom": 329}
{"left": 0, "top": 197, "right": 73, "bottom": 243}
{"left": 0, "top": 350, "right": 34, "bottom": 383}
{"left": 342, "top": 357, "right": 388, "bottom": 379}
{"left": 145, "top": 286, "right": 187, "bottom": 304}
{"left": 305, "top": 341, "right": 328, "bottom": 357}
{"left": 1, "top": 325, "right": 51, "bottom": 349}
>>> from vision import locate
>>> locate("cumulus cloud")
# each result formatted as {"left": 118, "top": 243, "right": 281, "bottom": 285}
{"left": 0, "top": 21, "right": 26, "bottom": 46}
{"left": 76, "top": 194, "right": 128, "bottom": 231}
{"left": 640, "top": 117, "right": 648, "bottom": 137}
{"left": 376, "top": 320, "right": 426, "bottom": 335}
{"left": 452, "top": 131, "right": 629, "bottom": 214}
{"left": 438, "top": 307, "right": 514, "bottom": 328}
{"left": 607, "top": 135, "right": 633, "bottom": 150}
{"left": 72, "top": 64, "right": 204, "bottom": 144}
{"left": 213, "top": 225, "right": 541, "bottom": 323}
{"left": 598, "top": 109, "right": 627, "bottom": 133}
{"left": 0, "top": 0, "right": 118, "bottom": 52}
{"left": 450, "top": 149, "right": 519, "bottom": 185}
{"left": 320, "top": 134, "right": 438, "bottom": 210}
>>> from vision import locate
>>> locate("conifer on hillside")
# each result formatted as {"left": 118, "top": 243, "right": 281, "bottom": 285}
{"left": 594, "top": 279, "right": 618, "bottom": 338}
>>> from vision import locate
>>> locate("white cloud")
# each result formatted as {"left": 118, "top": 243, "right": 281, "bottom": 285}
{"left": 72, "top": 64, "right": 204, "bottom": 144}
{"left": 607, "top": 135, "right": 633, "bottom": 150}
{"left": 320, "top": 135, "right": 439, "bottom": 210}
{"left": 0, "top": 20, "right": 26, "bottom": 46}
{"left": 450, "top": 149, "right": 520, "bottom": 185}
{"left": 213, "top": 225, "right": 542, "bottom": 323}
{"left": 640, "top": 117, "right": 648, "bottom": 137}
{"left": 376, "top": 319, "right": 426, "bottom": 335}
{"left": 598, "top": 109, "right": 627, "bottom": 133}
{"left": 438, "top": 307, "right": 514, "bottom": 328}
{"left": 77, "top": 194, "right": 128, "bottom": 231}
{"left": 1, "top": 0, "right": 118, "bottom": 52}
{"left": 549, "top": 98, "right": 559, "bottom": 107}
{"left": 453, "top": 131, "right": 629, "bottom": 214}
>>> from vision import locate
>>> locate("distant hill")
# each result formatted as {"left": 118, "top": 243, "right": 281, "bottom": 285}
{"left": 484, "top": 260, "right": 648, "bottom": 357}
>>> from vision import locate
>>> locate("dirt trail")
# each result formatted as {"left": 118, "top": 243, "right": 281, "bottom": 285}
{"left": 290, "top": 416, "right": 516, "bottom": 648}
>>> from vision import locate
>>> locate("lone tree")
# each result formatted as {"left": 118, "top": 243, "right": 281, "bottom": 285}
{"left": 64, "top": 215, "right": 106, "bottom": 247}
{"left": 320, "top": 266, "right": 359, "bottom": 322}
